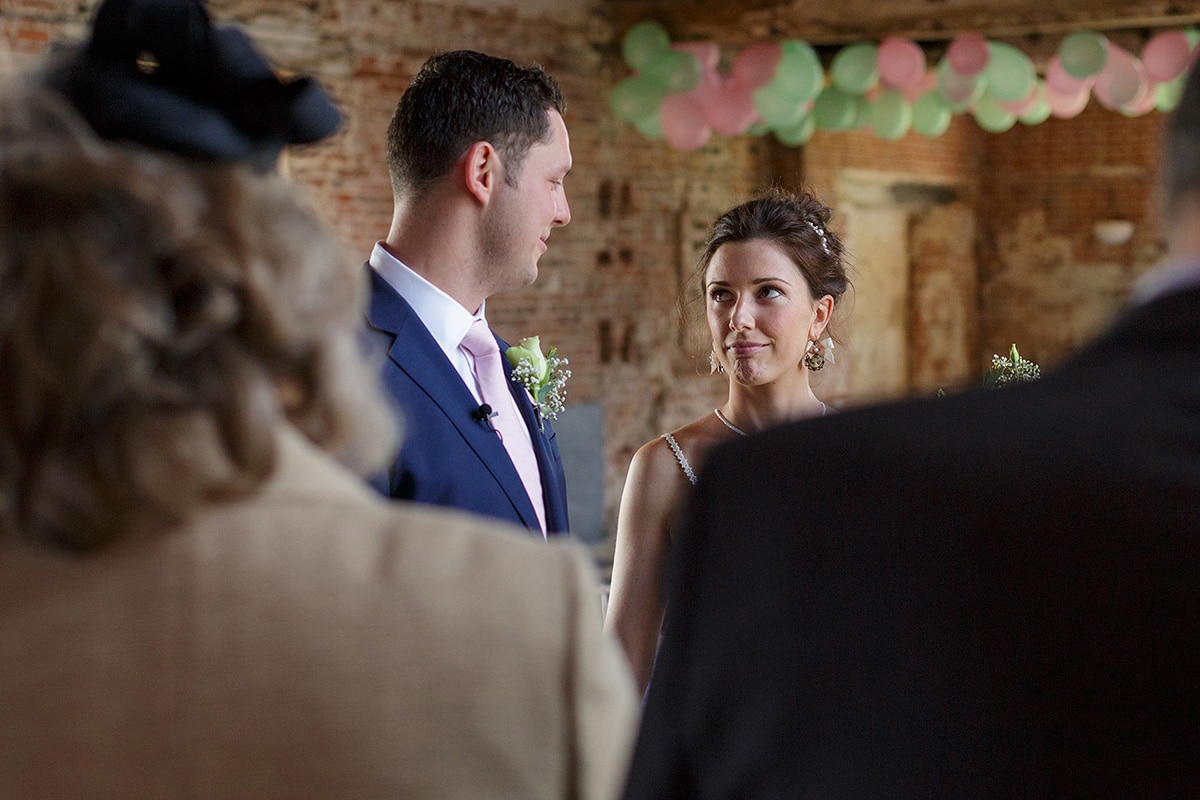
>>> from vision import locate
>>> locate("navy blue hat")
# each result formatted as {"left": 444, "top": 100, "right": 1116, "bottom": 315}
{"left": 46, "top": 0, "right": 342, "bottom": 170}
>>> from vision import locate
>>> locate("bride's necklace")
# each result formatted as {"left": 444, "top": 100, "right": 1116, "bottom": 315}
{"left": 713, "top": 408, "right": 748, "bottom": 436}
{"left": 714, "top": 402, "right": 829, "bottom": 437}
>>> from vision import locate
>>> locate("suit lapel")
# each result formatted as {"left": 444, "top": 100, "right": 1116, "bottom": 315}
{"left": 501, "top": 341, "right": 567, "bottom": 534}
{"left": 366, "top": 267, "right": 542, "bottom": 530}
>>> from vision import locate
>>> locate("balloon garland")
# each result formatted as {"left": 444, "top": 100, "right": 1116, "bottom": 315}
{"left": 611, "top": 21, "right": 1200, "bottom": 149}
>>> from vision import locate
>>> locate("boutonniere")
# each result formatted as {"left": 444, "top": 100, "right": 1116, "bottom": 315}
{"left": 505, "top": 336, "right": 570, "bottom": 432}
{"left": 937, "top": 343, "right": 1040, "bottom": 397}
{"left": 983, "top": 343, "right": 1041, "bottom": 388}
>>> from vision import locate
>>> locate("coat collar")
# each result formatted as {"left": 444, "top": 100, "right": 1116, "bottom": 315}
{"left": 366, "top": 266, "right": 545, "bottom": 531}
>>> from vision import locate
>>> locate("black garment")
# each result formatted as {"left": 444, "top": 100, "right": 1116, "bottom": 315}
{"left": 625, "top": 286, "right": 1200, "bottom": 799}
{"left": 46, "top": 0, "right": 341, "bottom": 169}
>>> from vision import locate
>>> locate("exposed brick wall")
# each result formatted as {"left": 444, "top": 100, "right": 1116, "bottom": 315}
{"left": 0, "top": 1, "right": 1174, "bottom": 537}
{"left": 797, "top": 118, "right": 983, "bottom": 401}
{"left": 804, "top": 115, "right": 981, "bottom": 195}
{"left": 977, "top": 103, "right": 1166, "bottom": 372}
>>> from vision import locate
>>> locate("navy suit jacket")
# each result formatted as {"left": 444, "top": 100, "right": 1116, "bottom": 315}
{"left": 363, "top": 266, "right": 569, "bottom": 535}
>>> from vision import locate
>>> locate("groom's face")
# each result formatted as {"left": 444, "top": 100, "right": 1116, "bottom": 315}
{"left": 482, "top": 109, "right": 572, "bottom": 294}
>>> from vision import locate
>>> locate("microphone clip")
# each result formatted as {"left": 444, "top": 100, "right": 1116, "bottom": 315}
{"left": 471, "top": 403, "right": 497, "bottom": 430}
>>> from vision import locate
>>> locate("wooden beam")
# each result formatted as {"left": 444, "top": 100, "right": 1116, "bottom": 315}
{"left": 609, "top": 0, "right": 1200, "bottom": 47}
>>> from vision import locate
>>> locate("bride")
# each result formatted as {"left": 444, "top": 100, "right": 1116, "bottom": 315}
{"left": 605, "top": 189, "right": 850, "bottom": 693}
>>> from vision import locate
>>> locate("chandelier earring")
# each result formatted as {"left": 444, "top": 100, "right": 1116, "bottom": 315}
{"left": 709, "top": 350, "right": 725, "bottom": 375}
{"left": 803, "top": 338, "right": 829, "bottom": 372}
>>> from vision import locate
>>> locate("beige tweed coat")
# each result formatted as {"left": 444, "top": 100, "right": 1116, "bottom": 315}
{"left": 0, "top": 426, "right": 638, "bottom": 799}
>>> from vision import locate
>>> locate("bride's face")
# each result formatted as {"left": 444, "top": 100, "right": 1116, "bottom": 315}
{"left": 705, "top": 239, "right": 830, "bottom": 386}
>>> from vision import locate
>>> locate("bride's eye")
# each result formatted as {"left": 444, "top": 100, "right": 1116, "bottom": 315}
{"left": 758, "top": 286, "right": 782, "bottom": 299}
{"left": 709, "top": 288, "right": 730, "bottom": 302}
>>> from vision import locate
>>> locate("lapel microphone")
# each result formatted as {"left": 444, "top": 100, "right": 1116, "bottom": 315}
{"left": 471, "top": 404, "right": 497, "bottom": 430}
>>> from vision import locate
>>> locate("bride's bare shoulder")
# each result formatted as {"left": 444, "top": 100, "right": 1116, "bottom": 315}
{"left": 668, "top": 413, "right": 728, "bottom": 453}
{"left": 626, "top": 413, "right": 722, "bottom": 480}
{"left": 628, "top": 431, "right": 682, "bottom": 481}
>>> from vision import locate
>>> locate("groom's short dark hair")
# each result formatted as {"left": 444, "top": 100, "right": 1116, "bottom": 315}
{"left": 386, "top": 50, "right": 564, "bottom": 198}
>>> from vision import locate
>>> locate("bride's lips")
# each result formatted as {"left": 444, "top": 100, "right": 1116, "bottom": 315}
{"left": 728, "top": 341, "right": 767, "bottom": 357}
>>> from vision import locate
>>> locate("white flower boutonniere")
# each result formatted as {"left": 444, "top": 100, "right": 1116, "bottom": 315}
{"left": 983, "top": 343, "right": 1041, "bottom": 388}
{"left": 505, "top": 336, "right": 570, "bottom": 432}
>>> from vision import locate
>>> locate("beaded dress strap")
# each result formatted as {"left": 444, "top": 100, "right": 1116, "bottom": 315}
{"left": 662, "top": 433, "right": 697, "bottom": 486}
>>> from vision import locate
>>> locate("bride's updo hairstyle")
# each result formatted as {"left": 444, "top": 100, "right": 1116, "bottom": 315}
{"left": 696, "top": 188, "right": 850, "bottom": 307}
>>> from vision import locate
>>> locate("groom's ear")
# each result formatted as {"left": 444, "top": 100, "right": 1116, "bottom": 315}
{"left": 462, "top": 140, "right": 498, "bottom": 206}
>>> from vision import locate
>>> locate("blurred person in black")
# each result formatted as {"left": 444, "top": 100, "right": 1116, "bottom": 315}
{"left": 624, "top": 53, "right": 1200, "bottom": 800}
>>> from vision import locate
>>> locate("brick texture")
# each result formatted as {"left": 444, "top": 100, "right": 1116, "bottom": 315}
{"left": 1, "top": 1, "right": 1172, "bottom": 537}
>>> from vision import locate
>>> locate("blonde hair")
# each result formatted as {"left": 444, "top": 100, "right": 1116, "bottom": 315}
{"left": 0, "top": 95, "right": 395, "bottom": 549}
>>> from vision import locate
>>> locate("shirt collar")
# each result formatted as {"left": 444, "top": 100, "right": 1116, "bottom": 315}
{"left": 1131, "top": 255, "right": 1200, "bottom": 306}
{"left": 369, "top": 242, "right": 485, "bottom": 355}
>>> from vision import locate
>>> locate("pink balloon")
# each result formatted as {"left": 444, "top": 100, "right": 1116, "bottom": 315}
{"left": 689, "top": 63, "right": 724, "bottom": 109}
{"left": 878, "top": 37, "right": 925, "bottom": 89}
{"left": 732, "top": 43, "right": 783, "bottom": 89}
{"left": 1046, "top": 80, "right": 1092, "bottom": 119}
{"left": 1142, "top": 31, "right": 1192, "bottom": 83}
{"left": 704, "top": 76, "right": 760, "bottom": 135}
{"left": 1121, "top": 83, "right": 1158, "bottom": 116}
{"left": 1093, "top": 43, "right": 1147, "bottom": 110}
{"left": 661, "top": 93, "right": 711, "bottom": 150}
{"left": 999, "top": 85, "right": 1039, "bottom": 116}
{"left": 1046, "top": 56, "right": 1089, "bottom": 95}
{"left": 901, "top": 69, "right": 938, "bottom": 102}
{"left": 947, "top": 33, "right": 990, "bottom": 77}
{"left": 940, "top": 64, "right": 981, "bottom": 105}
{"left": 672, "top": 42, "right": 720, "bottom": 73}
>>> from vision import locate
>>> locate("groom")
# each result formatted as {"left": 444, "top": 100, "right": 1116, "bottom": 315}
{"left": 363, "top": 50, "right": 572, "bottom": 537}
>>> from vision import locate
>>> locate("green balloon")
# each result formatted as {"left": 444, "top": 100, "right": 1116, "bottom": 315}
{"left": 767, "top": 40, "right": 824, "bottom": 104}
{"left": 642, "top": 49, "right": 701, "bottom": 94}
{"left": 622, "top": 21, "right": 670, "bottom": 71}
{"left": 912, "top": 92, "right": 952, "bottom": 137}
{"left": 870, "top": 91, "right": 912, "bottom": 140}
{"left": 831, "top": 43, "right": 879, "bottom": 95}
{"left": 610, "top": 76, "right": 667, "bottom": 124}
{"left": 775, "top": 114, "right": 816, "bottom": 146}
{"left": 747, "top": 122, "right": 771, "bottom": 137}
{"left": 813, "top": 85, "right": 859, "bottom": 130}
{"left": 1187, "top": 29, "right": 1200, "bottom": 49}
{"left": 1019, "top": 83, "right": 1052, "bottom": 125}
{"left": 855, "top": 94, "right": 872, "bottom": 127}
{"left": 973, "top": 93, "right": 1016, "bottom": 133}
{"left": 985, "top": 42, "right": 1036, "bottom": 102}
{"left": 1058, "top": 30, "right": 1108, "bottom": 79}
{"left": 1157, "top": 75, "right": 1186, "bottom": 112}
{"left": 753, "top": 82, "right": 807, "bottom": 130}
{"left": 634, "top": 111, "right": 664, "bottom": 139}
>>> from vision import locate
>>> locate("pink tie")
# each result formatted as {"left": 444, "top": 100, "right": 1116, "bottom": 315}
{"left": 460, "top": 320, "right": 547, "bottom": 535}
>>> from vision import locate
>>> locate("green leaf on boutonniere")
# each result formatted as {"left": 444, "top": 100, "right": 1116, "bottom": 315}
{"left": 505, "top": 336, "right": 570, "bottom": 421}
{"left": 984, "top": 343, "right": 1041, "bottom": 388}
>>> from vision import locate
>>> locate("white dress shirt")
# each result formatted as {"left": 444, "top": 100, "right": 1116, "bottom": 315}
{"left": 370, "top": 242, "right": 481, "bottom": 401}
